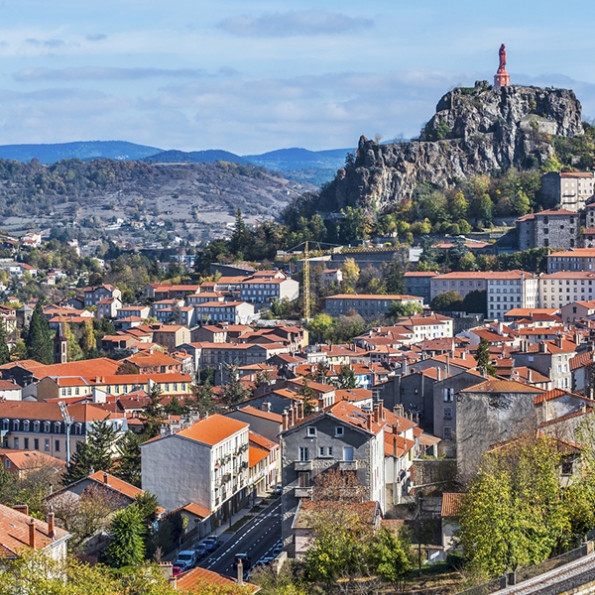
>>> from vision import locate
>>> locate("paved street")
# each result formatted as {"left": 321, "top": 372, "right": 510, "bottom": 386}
{"left": 202, "top": 498, "right": 282, "bottom": 576}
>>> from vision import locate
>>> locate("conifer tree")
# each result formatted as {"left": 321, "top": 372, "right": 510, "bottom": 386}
{"left": 115, "top": 431, "right": 142, "bottom": 487}
{"left": 0, "top": 319, "right": 10, "bottom": 365}
{"left": 105, "top": 506, "right": 145, "bottom": 568}
{"left": 25, "top": 302, "right": 53, "bottom": 364}
{"left": 142, "top": 385, "right": 165, "bottom": 439}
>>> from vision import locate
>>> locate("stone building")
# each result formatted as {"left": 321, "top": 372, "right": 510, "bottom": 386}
{"left": 456, "top": 379, "right": 544, "bottom": 476}
{"left": 515, "top": 209, "right": 580, "bottom": 251}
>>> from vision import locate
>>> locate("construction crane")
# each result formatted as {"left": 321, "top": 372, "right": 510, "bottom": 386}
{"left": 58, "top": 401, "right": 73, "bottom": 467}
{"left": 303, "top": 240, "right": 310, "bottom": 321}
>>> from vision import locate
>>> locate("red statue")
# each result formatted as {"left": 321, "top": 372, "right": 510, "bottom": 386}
{"left": 499, "top": 44, "right": 506, "bottom": 69}
{"left": 494, "top": 43, "right": 510, "bottom": 88}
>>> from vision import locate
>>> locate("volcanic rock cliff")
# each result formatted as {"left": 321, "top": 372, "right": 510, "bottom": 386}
{"left": 320, "top": 81, "right": 583, "bottom": 212}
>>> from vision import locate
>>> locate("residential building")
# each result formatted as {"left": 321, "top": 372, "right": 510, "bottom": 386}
{"left": 539, "top": 272, "right": 595, "bottom": 309}
{"left": 97, "top": 296, "right": 122, "bottom": 320}
{"left": 151, "top": 325, "right": 191, "bottom": 351}
{"left": 547, "top": 249, "right": 595, "bottom": 273}
{"left": 116, "top": 305, "right": 151, "bottom": 320}
{"left": 280, "top": 400, "right": 386, "bottom": 556}
{"left": 193, "top": 301, "right": 256, "bottom": 325}
{"left": 325, "top": 294, "right": 423, "bottom": 318}
{"left": 541, "top": 171, "right": 595, "bottom": 212}
{"left": 83, "top": 284, "right": 121, "bottom": 308}
{"left": 487, "top": 272, "right": 538, "bottom": 320}
{"left": 227, "top": 405, "right": 283, "bottom": 443}
{"left": 561, "top": 300, "right": 595, "bottom": 324}
{"left": 248, "top": 431, "right": 280, "bottom": 496}
{"left": 141, "top": 415, "right": 250, "bottom": 520}
{"left": 0, "top": 503, "right": 70, "bottom": 562}
{"left": 404, "top": 271, "right": 438, "bottom": 304}
{"left": 0, "top": 401, "right": 127, "bottom": 462}
{"left": 239, "top": 276, "right": 299, "bottom": 306}
{"left": 0, "top": 449, "right": 64, "bottom": 479}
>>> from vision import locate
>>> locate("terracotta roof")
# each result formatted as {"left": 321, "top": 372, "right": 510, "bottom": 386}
{"left": 441, "top": 493, "right": 465, "bottom": 517}
{"left": 326, "top": 293, "right": 421, "bottom": 301}
{"left": 505, "top": 308, "right": 560, "bottom": 317}
{"left": 0, "top": 401, "right": 124, "bottom": 422}
{"left": 176, "top": 415, "right": 248, "bottom": 446}
{"left": 249, "top": 431, "right": 278, "bottom": 451}
{"left": 534, "top": 388, "right": 589, "bottom": 405}
{"left": 167, "top": 502, "right": 211, "bottom": 519}
{"left": 433, "top": 270, "right": 532, "bottom": 280}
{"left": 326, "top": 400, "right": 385, "bottom": 436}
{"left": 570, "top": 351, "right": 595, "bottom": 371}
{"left": 548, "top": 249, "right": 595, "bottom": 258}
{"left": 0, "top": 503, "right": 69, "bottom": 556}
{"left": 0, "top": 449, "right": 65, "bottom": 471}
{"left": 175, "top": 566, "right": 260, "bottom": 593}
{"left": 461, "top": 378, "right": 544, "bottom": 394}
{"left": 233, "top": 405, "right": 283, "bottom": 423}
{"left": 249, "top": 444, "right": 270, "bottom": 468}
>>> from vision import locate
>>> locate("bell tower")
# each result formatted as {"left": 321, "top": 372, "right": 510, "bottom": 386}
{"left": 494, "top": 44, "right": 510, "bottom": 88}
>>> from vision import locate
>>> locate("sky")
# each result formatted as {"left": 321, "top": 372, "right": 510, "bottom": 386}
{"left": 0, "top": 0, "right": 594, "bottom": 154}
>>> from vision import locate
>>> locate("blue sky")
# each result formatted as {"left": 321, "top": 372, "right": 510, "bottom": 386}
{"left": 0, "top": 0, "right": 594, "bottom": 153}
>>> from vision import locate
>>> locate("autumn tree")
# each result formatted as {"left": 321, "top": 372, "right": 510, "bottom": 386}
{"left": 80, "top": 319, "right": 97, "bottom": 357}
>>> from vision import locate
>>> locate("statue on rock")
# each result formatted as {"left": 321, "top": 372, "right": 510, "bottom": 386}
{"left": 494, "top": 43, "right": 510, "bottom": 88}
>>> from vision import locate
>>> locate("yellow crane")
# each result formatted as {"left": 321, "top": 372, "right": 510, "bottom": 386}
{"left": 303, "top": 240, "right": 310, "bottom": 320}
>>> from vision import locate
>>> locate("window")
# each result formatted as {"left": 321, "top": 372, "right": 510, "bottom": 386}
{"left": 299, "top": 447, "right": 309, "bottom": 461}
{"left": 319, "top": 446, "right": 325, "bottom": 456}
{"left": 298, "top": 471, "right": 311, "bottom": 487}
{"left": 55, "top": 440, "right": 60, "bottom": 452}
{"left": 343, "top": 446, "right": 354, "bottom": 461}
{"left": 335, "top": 426, "right": 344, "bottom": 437}
{"left": 34, "top": 438, "right": 39, "bottom": 451}
{"left": 24, "top": 438, "right": 29, "bottom": 449}
{"left": 5, "top": 459, "right": 9, "bottom": 469}
{"left": 307, "top": 427, "right": 317, "bottom": 437}
{"left": 444, "top": 407, "right": 452, "bottom": 420}
{"left": 444, "top": 427, "right": 452, "bottom": 440}
{"left": 44, "top": 439, "right": 50, "bottom": 452}
{"left": 13, "top": 437, "right": 18, "bottom": 449}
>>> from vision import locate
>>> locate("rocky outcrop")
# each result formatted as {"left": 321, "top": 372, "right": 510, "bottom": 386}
{"left": 320, "top": 81, "right": 583, "bottom": 212}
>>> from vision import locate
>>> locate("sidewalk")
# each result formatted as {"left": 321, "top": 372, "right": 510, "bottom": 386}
{"left": 215, "top": 492, "right": 278, "bottom": 542}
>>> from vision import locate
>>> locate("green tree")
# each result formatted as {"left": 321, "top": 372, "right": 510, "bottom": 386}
{"left": 221, "top": 364, "right": 251, "bottom": 408}
{"left": 462, "top": 290, "right": 487, "bottom": 316}
{"left": 341, "top": 258, "right": 360, "bottom": 290}
{"left": 105, "top": 506, "right": 146, "bottom": 568}
{"left": 80, "top": 319, "right": 97, "bottom": 357}
{"left": 142, "top": 385, "right": 165, "bottom": 439}
{"left": 430, "top": 291, "right": 464, "bottom": 312}
{"left": 332, "top": 364, "right": 357, "bottom": 390}
{"left": 229, "top": 208, "right": 249, "bottom": 256}
{"left": 188, "top": 378, "right": 217, "bottom": 417}
{"left": 0, "top": 319, "right": 10, "bottom": 364}
{"left": 308, "top": 313, "right": 335, "bottom": 344}
{"left": 450, "top": 189, "right": 468, "bottom": 220}
{"left": 474, "top": 338, "right": 496, "bottom": 375}
{"left": 25, "top": 302, "right": 53, "bottom": 364}
{"left": 384, "top": 259, "right": 405, "bottom": 294}
{"left": 115, "top": 431, "right": 142, "bottom": 487}
{"left": 388, "top": 301, "right": 422, "bottom": 320}
{"left": 458, "top": 434, "right": 569, "bottom": 576}
{"left": 367, "top": 527, "right": 413, "bottom": 585}
{"left": 512, "top": 189, "right": 531, "bottom": 216}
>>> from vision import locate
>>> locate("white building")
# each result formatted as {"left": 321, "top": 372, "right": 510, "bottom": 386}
{"left": 239, "top": 277, "right": 299, "bottom": 305}
{"left": 539, "top": 272, "right": 595, "bottom": 309}
{"left": 193, "top": 301, "right": 256, "bottom": 325}
{"left": 487, "top": 272, "right": 538, "bottom": 320}
{"left": 141, "top": 415, "right": 250, "bottom": 519}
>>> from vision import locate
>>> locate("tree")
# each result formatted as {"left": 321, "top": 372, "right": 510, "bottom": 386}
{"left": 230, "top": 208, "right": 249, "bottom": 256}
{"left": 384, "top": 259, "right": 405, "bottom": 294}
{"left": 512, "top": 189, "right": 531, "bottom": 216}
{"left": 0, "top": 319, "right": 10, "bottom": 364}
{"left": 332, "top": 364, "right": 357, "bottom": 390}
{"left": 308, "top": 313, "right": 335, "bottom": 344}
{"left": 105, "top": 505, "right": 146, "bottom": 568}
{"left": 463, "top": 290, "right": 487, "bottom": 316}
{"left": 387, "top": 301, "right": 422, "bottom": 320}
{"left": 80, "top": 319, "right": 97, "bottom": 357}
{"left": 25, "top": 302, "right": 53, "bottom": 364}
{"left": 458, "top": 433, "right": 569, "bottom": 576}
{"left": 474, "top": 338, "right": 496, "bottom": 375}
{"left": 188, "top": 377, "right": 217, "bottom": 418}
{"left": 341, "top": 258, "right": 360, "bottom": 290}
{"left": 115, "top": 431, "right": 142, "bottom": 487}
{"left": 142, "top": 385, "right": 165, "bottom": 439}
{"left": 450, "top": 189, "right": 468, "bottom": 220}
{"left": 430, "top": 291, "right": 464, "bottom": 312}
{"left": 367, "top": 527, "right": 413, "bottom": 585}
{"left": 221, "top": 364, "right": 251, "bottom": 408}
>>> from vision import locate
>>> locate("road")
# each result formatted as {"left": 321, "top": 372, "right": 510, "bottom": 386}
{"left": 202, "top": 497, "right": 282, "bottom": 576}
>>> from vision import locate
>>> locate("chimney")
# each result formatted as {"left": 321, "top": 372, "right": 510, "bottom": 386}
{"left": 13, "top": 504, "right": 28, "bottom": 516}
{"left": 282, "top": 410, "right": 289, "bottom": 431}
{"left": 401, "top": 360, "right": 408, "bottom": 376}
{"left": 437, "top": 367, "right": 442, "bottom": 381}
{"left": 237, "top": 558, "right": 244, "bottom": 585}
{"left": 445, "top": 355, "right": 450, "bottom": 375}
{"left": 393, "top": 403, "right": 404, "bottom": 417}
{"left": 297, "top": 401, "right": 304, "bottom": 420}
{"left": 373, "top": 403, "right": 380, "bottom": 424}
{"left": 556, "top": 335, "right": 563, "bottom": 348}
{"left": 378, "top": 401, "right": 384, "bottom": 421}
{"left": 29, "top": 518, "right": 36, "bottom": 549}
{"left": 366, "top": 412, "right": 373, "bottom": 430}
{"left": 539, "top": 342, "right": 548, "bottom": 353}
{"left": 287, "top": 406, "right": 294, "bottom": 428}
{"left": 528, "top": 369, "right": 532, "bottom": 383}
{"left": 47, "top": 512, "right": 55, "bottom": 538}
{"left": 103, "top": 472, "right": 109, "bottom": 484}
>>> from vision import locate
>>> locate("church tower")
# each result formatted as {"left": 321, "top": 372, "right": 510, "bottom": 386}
{"left": 54, "top": 323, "right": 68, "bottom": 364}
{"left": 494, "top": 44, "right": 510, "bottom": 88}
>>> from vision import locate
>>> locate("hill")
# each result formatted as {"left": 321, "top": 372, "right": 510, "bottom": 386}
{"left": 144, "top": 149, "right": 249, "bottom": 165}
{"left": 0, "top": 159, "right": 314, "bottom": 243}
{"left": 0, "top": 141, "right": 161, "bottom": 163}
{"left": 317, "top": 82, "right": 584, "bottom": 213}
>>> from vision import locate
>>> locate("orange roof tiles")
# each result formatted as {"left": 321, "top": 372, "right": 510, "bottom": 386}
{"left": 249, "top": 445, "right": 270, "bottom": 468}
{"left": 175, "top": 567, "right": 260, "bottom": 593}
{"left": 461, "top": 378, "right": 544, "bottom": 394}
{"left": 441, "top": 493, "right": 465, "bottom": 517}
{"left": 177, "top": 414, "right": 248, "bottom": 446}
{"left": 234, "top": 405, "right": 283, "bottom": 423}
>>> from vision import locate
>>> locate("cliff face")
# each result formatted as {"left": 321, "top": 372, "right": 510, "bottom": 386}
{"left": 321, "top": 81, "right": 583, "bottom": 212}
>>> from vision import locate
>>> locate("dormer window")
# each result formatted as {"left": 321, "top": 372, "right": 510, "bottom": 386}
{"left": 33, "top": 421, "right": 40, "bottom": 433}
{"left": 307, "top": 427, "right": 317, "bottom": 437}
{"left": 335, "top": 426, "right": 344, "bottom": 437}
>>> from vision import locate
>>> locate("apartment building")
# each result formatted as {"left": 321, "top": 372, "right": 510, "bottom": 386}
{"left": 116, "top": 305, "right": 151, "bottom": 320}
{"left": 0, "top": 401, "right": 127, "bottom": 462}
{"left": 487, "top": 272, "right": 538, "bottom": 320}
{"left": 325, "top": 294, "right": 423, "bottom": 318}
{"left": 539, "top": 272, "right": 595, "bottom": 309}
{"left": 547, "top": 249, "right": 595, "bottom": 273}
{"left": 280, "top": 400, "right": 386, "bottom": 556}
{"left": 193, "top": 301, "right": 256, "bottom": 325}
{"left": 179, "top": 342, "right": 289, "bottom": 371}
{"left": 404, "top": 272, "right": 438, "bottom": 304}
{"left": 97, "top": 296, "right": 122, "bottom": 320}
{"left": 239, "top": 277, "right": 299, "bottom": 305}
{"left": 83, "top": 284, "right": 121, "bottom": 308}
{"left": 541, "top": 171, "right": 595, "bottom": 212}
{"left": 141, "top": 415, "right": 250, "bottom": 519}
{"left": 151, "top": 325, "right": 191, "bottom": 351}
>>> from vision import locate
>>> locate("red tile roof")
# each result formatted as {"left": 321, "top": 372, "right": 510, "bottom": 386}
{"left": 461, "top": 379, "right": 544, "bottom": 394}
{"left": 177, "top": 414, "right": 248, "bottom": 446}
{"left": 175, "top": 566, "right": 260, "bottom": 593}
{"left": 441, "top": 493, "right": 465, "bottom": 517}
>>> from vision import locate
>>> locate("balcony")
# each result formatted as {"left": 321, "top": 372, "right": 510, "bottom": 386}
{"left": 338, "top": 460, "right": 358, "bottom": 471}
{"left": 294, "top": 461, "right": 313, "bottom": 471}
{"left": 294, "top": 486, "right": 312, "bottom": 498}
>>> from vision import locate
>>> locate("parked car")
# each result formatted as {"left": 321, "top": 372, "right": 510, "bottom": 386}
{"left": 194, "top": 542, "right": 207, "bottom": 558}
{"left": 172, "top": 566, "right": 183, "bottom": 576}
{"left": 174, "top": 550, "right": 197, "bottom": 571}
{"left": 273, "top": 485, "right": 282, "bottom": 496}
{"left": 204, "top": 536, "right": 219, "bottom": 552}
